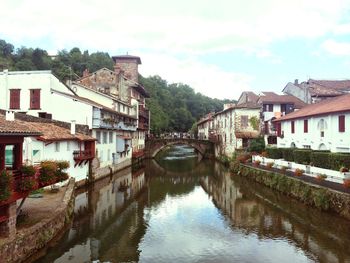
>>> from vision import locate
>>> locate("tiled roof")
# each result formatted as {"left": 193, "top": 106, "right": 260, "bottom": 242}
{"left": 24, "top": 122, "right": 95, "bottom": 142}
{"left": 274, "top": 94, "right": 350, "bottom": 122}
{"left": 258, "top": 92, "right": 306, "bottom": 109}
{"left": 0, "top": 114, "right": 41, "bottom": 136}
{"left": 112, "top": 55, "right": 141, "bottom": 64}
{"left": 304, "top": 79, "right": 350, "bottom": 97}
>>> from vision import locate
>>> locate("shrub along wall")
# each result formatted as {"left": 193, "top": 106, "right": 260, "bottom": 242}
{"left": 267, "top": 148, "right": 350, "bottom": 171}
{"left": 229, "top": 162, "right": 350, "bottom": 220}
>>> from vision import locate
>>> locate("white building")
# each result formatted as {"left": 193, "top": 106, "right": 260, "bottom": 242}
{"left": 274, "top": 94, "right": 350, "bottom": 152}
{"left": 197, "top": 113, "right": 214, "bottom": 140}
{"left": 209, "top": 103, "right": 260, "bottom": 157}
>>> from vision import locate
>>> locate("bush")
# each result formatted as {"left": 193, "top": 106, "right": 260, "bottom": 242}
{"left": 39, "top": 161, "right": 57, "bottom": 184}
{"left": 17, "top": 177, "right": 36, "bottom": 192}
{"left": 311, "top": 151, "right": 331, "bottom": 169}
{"left": 266, "top": 162, "right": 274, "bottom": 169}
{"left": 266, "top": 147, "right": 283, "bottom": 159}
{"left": 20, "top": 165, "right": 36, "bottom": 176}
{"left": 281, "top": 148, "right": 294, "bottom": 162}
{"left": 330, "top": 153, "right": 350, "bottom": 171}
{"left": 294, "top": 168, "right": 304, "bottom": 176}
{"left": 0, "top": 170, "right": 11, "bottom": 201}
{"left": 293, "top": 149, "right": 312, "bottom": 165}
{"left": 236, "top": 153, "right": 251, "bottom": 163}
{"left": 248, "top": 137, "right": 265, "bottom": 153}
{"left": 57, "top": 161, "right": 70, "bottom": 170}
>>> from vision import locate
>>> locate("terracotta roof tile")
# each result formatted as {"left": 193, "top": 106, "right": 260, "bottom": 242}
{"left": 274, "top": 94, "right": 350, "bottom": 122}
{"left": 258, "top": 92, "right": 306, "bottom": 109}
{"left": 302, "top": 79, "right": 350, "bottom": 97}
{"left": 0, "top": 114, "right": 41, "bottom": 136}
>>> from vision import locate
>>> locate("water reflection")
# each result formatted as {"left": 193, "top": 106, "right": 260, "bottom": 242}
{"left": 34, "top": 146, "right": 350, "bottom": 263}
{"left": 201, "top": 164, "right": 350, "bottom": 263}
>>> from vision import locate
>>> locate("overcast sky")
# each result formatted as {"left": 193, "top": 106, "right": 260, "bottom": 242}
{"left": 1, "top": 0, "right": 350, "bottom": 100}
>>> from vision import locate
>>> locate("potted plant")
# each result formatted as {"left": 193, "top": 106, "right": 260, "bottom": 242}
{"left": 280, "top": 165, "right": 288, "bottom": 173}
{"left": 266, "top": 162, "right": 274, "bottom": 169}
{"left": 343, "top": 179, "right": 350, "bottom": 188}
{"left": 294, "top": 168, "right": 304, "bottom": 177}
{"left": 253, "top": 160, "right": 261, "bottom": 167}
{"left": 316, "top": 174, "right": 327, "bottom": 181}
{"left": 0, "top": 170, "right": 11, "bottom": 202}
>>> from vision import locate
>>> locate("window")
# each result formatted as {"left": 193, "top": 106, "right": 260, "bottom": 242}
{"left": 276, "top": 122, "right": 282, "bottom": 137}
{"left": 55, "top": 142, "right": 60, "bottom": 152}
{"left": 339, "top": 115, "right": 345, "bottom": 132}
{"left": 103, "top": 132, "right": 107, "bottom": 144}
{"left": 10, "top": 89, "right": 20, "bottom": 109}
{"left": 109, "top": 132, "right": 113, "bottom": 143}
{"left": 304, "top": 119, "right": 308, "bottom": 133}
{"left": 96, "top": 131, "right": 101, "bottom": 144}
{"left": 30, "top": 89, "right": 41, "bottom": 109}
{"left": 67, "top": 141, "right": 70, "bottom": 151}
{"left": 263, "top": 104, "right": 273, "bottom": 112}
{"left": 241, "top": 115, "right": 248, "bottom": 129}
{"left": 291, "top": 121, "right": 295, "bottom": 134}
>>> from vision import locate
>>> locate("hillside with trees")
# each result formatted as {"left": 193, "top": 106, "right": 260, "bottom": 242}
{"left": 0, "top": 39, "right": 235, "bottom": 133}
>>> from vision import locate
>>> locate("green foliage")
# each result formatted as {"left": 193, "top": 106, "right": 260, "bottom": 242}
{"left": 330, "top": 153, "right": 350, "bottom": 171}
{"left": 39, "top": 161, "right": 58, "bottom": 183}
{"left": 249, "top": 116, "right": 260, "bottom": 130}
{"left": 0, "top": 170, "right": 11, "bottom": 201}
{"left": 17, "top": 177, "right": 36, "bottom": 192}
{"left": 293, "top": 149, "right": 312, "bottom": 165}
{"left": 139, "top": 75, "right": 235, "bottom": 133}
{"left": 248, "top": 137, "right": 265, "bottom": 153}
{"left": 20, "top": 165, "right": 36, "bottom": 176}
{"left": 281, "top": 148, "right": 294, "bottom": 162}
{"left": 310, "top": 151, "right": 331, "bottom": 169}
{"left": 266, "top": 147, "right": 283, "bottom": 159}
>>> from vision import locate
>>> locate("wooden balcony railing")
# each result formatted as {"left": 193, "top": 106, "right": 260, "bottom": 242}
{"left": 73, "top": 150, "right": 94, "bottom": 161}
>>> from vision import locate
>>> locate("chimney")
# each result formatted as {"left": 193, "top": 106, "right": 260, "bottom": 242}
{"left": 5, "top": 110, "right": 14, "bottom": 121}
{"left": 294, "top": 79, "right": 299, "bottom": 85}
{"left": 82, "top": 68, "right": 89, "bottom": 78}
{"left": 70, "top": 120, "right": 76, "bottom": 135}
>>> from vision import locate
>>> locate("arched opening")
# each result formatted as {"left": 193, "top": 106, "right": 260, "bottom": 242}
{"left": 318, "top": 143, "right": 327, "bottom": 151}
{"left": 317, "top": 119, "right": 327, "bottom": 137}
{"left": 290, "top": 142, "right": 296, "bottom": 148}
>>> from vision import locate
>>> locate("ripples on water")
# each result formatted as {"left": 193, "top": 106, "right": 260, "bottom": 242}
{"left": 34, "top": 145, "right": 350, "bottom": 263}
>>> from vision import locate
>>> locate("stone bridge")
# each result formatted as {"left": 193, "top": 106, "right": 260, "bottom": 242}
{"left": 144, "top": 138, "right": 214, "bottom": 159}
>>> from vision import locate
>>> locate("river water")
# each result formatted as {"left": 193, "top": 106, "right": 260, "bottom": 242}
{"left": 35, "top": 145, "right": 350, "bottom": 263}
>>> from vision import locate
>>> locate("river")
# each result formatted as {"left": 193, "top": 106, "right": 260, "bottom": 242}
{"left": 34, "top": 145, "right": 350, "bottom": 263}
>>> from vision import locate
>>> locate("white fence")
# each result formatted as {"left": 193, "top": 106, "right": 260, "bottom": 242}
{"left": 252, "top": 155, "right": 350, "bottom": 184}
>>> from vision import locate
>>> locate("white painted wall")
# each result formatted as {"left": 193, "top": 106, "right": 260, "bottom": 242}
{"left": 277, "top": 112, "right": 350, "bottom": 152}
{"left": 0, "top": 70, "right": 93, "bottom": 127}
{"left": 23, "top": 137, "right": 89, "bottom": 183}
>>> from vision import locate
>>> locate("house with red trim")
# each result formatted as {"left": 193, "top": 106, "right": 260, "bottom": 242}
{"left": 273, "top": 94, "right": 350, "bottom": 152}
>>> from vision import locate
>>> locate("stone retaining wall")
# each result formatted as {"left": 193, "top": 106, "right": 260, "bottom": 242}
{"left": 230, "top": 162, "right": 350, "bottom": 220}
{"left": 0, "top": 178, "right": 75, "bottom": 263}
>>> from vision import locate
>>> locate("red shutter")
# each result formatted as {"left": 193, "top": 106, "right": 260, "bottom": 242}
{"left": 276, "top": 122, "right": 281, "bottom": 137}
{"left": 291, "top": 121, "right": 295, "bottom": 134}
{"left": 10, "top": 89, "right": 20, "bottom": 109}
{"left": 304, "top": 119, "right": 308, "bottom": 133}
{"left": 30, "top": 89, "right": 41, "bottom": 109}
{"left": 339, "top": 115, "right": 345, "bottom": 132}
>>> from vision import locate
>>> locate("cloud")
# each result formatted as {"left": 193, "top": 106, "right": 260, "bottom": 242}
{"left": 139, "top": 53, "right": 254, "bottom": 99}
{"left": 321, "top": 39, "right": 350, "bottom": 56}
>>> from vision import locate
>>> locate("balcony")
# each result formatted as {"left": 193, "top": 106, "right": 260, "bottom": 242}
{"left": 138, "top": 121, "right": 149, "bottom": 130}
{"left": 139, "top": 105, "right": 149, "bottom": 120}
{"left": 73, "top": 150, "right": 95, "bottom": 167}
{"left": 92, "top": 108, "right": 137, "bottom": 131}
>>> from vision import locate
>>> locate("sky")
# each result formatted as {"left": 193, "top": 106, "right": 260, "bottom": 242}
{"left": 1, "top": 0, "right": 350, "bottom": 100}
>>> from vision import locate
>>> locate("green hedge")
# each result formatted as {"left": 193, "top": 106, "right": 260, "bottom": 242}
{"left": 293, "top": 149, "right": 312, "bottom": 165}
{"left": 266, "top": 147, "right": 283, "bottom": 159}
{"left": 311, "top": 151, "right": 331, "bottom": 169}
{"left": 281, "top": 148, "right": 294, "bottom": 162}
{"left": 329, "top": 153, "right": 350, "bottom": 171}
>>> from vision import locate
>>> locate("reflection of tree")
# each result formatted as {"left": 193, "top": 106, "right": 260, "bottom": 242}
{"left": 202, "top": 173, "right": 350, "bottom": 263}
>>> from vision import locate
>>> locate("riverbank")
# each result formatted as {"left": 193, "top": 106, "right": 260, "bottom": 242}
{"left": 0, "top": 178, "right": 75, "bottom": 263}
{"left": 230, "top": 162, "right": 350, "bottom": 220}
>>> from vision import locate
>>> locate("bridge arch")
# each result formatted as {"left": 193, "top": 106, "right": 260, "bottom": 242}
{"left": 145, "top": 138, "right": 214, "bottom": 159}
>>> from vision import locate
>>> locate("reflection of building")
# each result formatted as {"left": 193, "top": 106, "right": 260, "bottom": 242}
{"left": 201, "top": 172, "right": 350, "bottom": 263}
{"left": 50, "top": 166, "right": 147, "bottom": 262}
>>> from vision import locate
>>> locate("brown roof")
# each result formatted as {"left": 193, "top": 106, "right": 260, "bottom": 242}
{"left": 24, "top": 122, "right": 95, "bottom": 142}
{"left": 112, "top": 55, "right": 142, "bottom": 64}
{"left": 0, "top": 114, "right": 41, "bottom": 136}
{"left": 303, "top": 79, "right": 350, "bottom": 97}
{"left": 258, "top": 92, "right": 306, "bottom": 109}
{"left": 273, "top": 94, "right": 350, "bottom": 122}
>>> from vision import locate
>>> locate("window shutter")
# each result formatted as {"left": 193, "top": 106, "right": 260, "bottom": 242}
{"left": 339, "top": 115, "right": 345, "bottom": 132}
{"left": 30, "top": 89, "right": 41, "bottom": 109}
{"left": 304, "top": 119, "right": 308, "bottom": 133}
{"left": 291, "top": 121, "right": 295, "bottom": 134}
{"left": 10, "top": 89, "right": 20, "bottom": 109}
{"left": 276, "top": 122, "right": 281, "bottom": 137}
